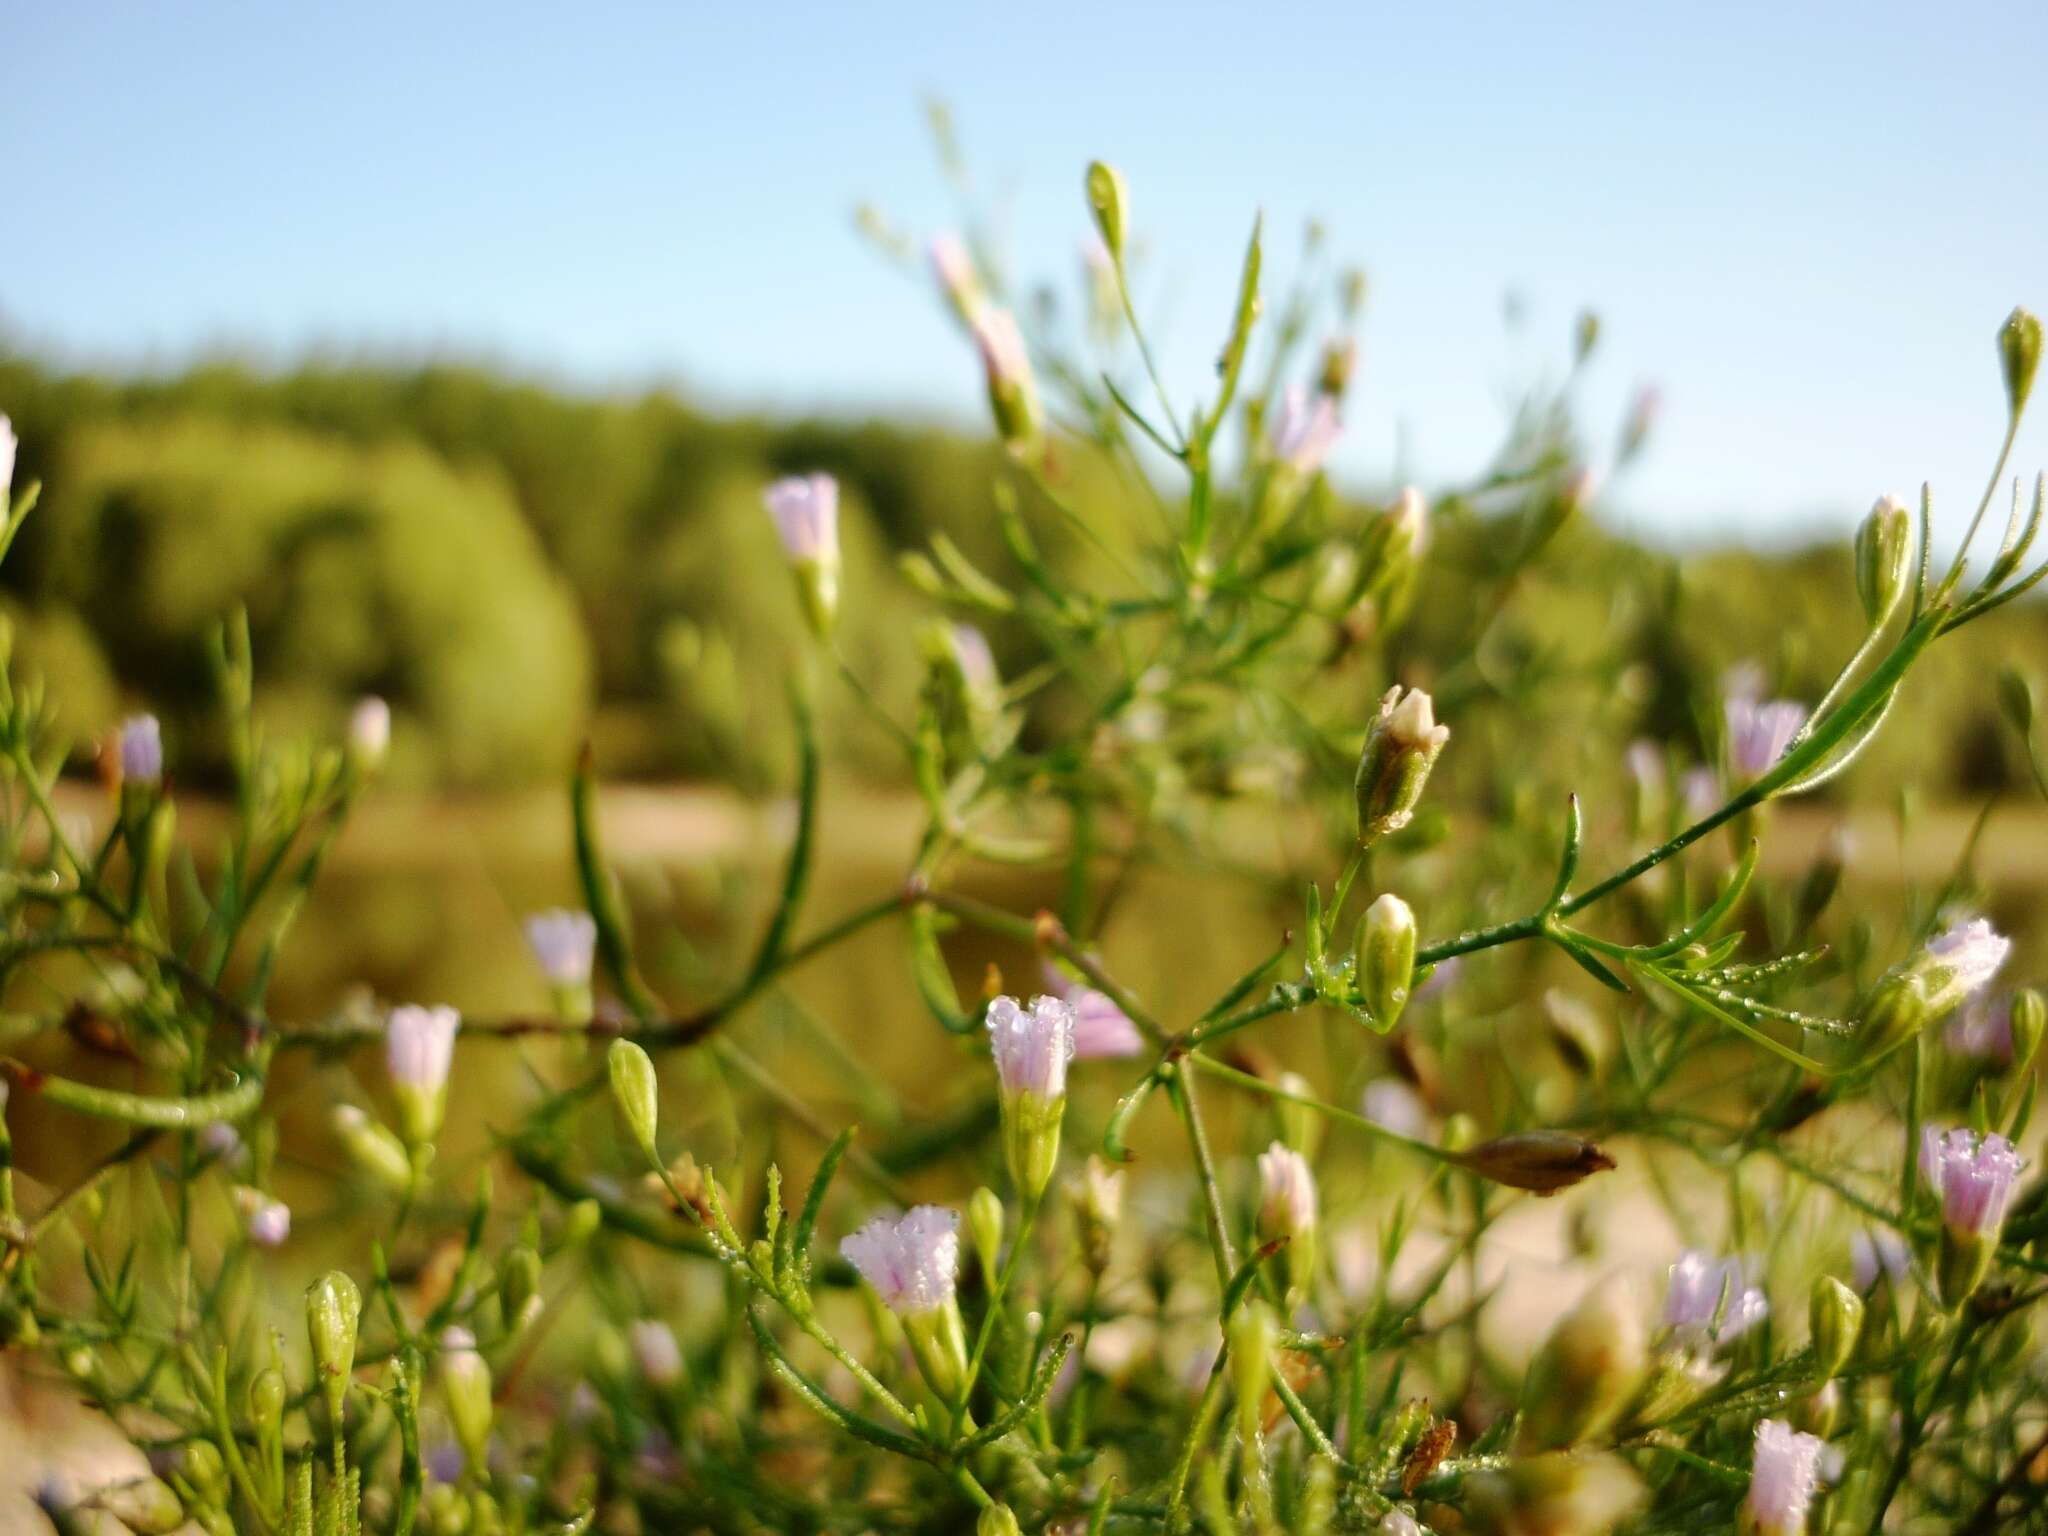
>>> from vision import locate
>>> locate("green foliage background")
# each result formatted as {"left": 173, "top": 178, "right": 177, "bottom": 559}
{"left": 3, "top": 350, "right": 2040, "bottom": 800}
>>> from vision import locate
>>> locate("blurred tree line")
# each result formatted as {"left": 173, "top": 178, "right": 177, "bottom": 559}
{"left": 0, "top": 348, "right": 2038, "bottom": 802}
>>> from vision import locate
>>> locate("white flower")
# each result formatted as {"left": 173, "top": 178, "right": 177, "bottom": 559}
{"left": 1946, "top": 993, "right": 2014, "bottom": 1061}
{"left": 349, "top": 696, "right": 391, "bottom": 769}
{"left": 762, "top": 474, "right": 839, "bottom": 564}
{"left": 1256, "top": 1141, "right": 1318, "bottom": 1236}
{"left": 1270, "top": 385, "right": 1341, "bottom": 476}
{"left": 119, "top": 714, "right": 163, "bottom": 785}
{"left": 524, "top": 909, "right": 597, "bottom": 988}
{"left": 985, "top": 994, "right": 1076, "bottom": 1102}
{"left": 1386, "top": 687, "right": 1448, "bottom": 751}
{"left": 1743, "top": 1418, "right": 1824, "bottom": 1536}
{"left": 1662, "top": 1249, "right": 1767, "bottom": 1345}
{"left": 234, "top": 1187, "right": 291, "bottom": 1247}
{"left": 1920, "top": 1125, "right": 2023, "bottom": 1238}
{"left": 386, "top": 1004, "right": 460, "bottom": 1093}
{"left": 1725, "top": 696, "right": 1808, "bottom": 779}
{"left": 1922, "top": 918, "right": 2011, "bottom": 1006}
{"left": 949, "top": 623, "right": 998, "bottom": 695}
{"left": 839, "top": 1206, "right": 960, "bottom": 1315}
{"left": 629, "top": 1320, "right": 683, "bottom": 1387}
{"left": 0, "top": 414, "right": 15, "bottom": 504}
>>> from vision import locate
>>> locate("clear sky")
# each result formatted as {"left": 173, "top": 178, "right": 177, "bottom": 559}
{"left": 5, "top": 1, "right": 2046, "bottom": 545}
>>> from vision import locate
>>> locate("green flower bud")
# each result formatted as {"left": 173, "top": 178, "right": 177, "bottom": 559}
{"left": 607, "top": 1039, "right": 661, "bottom": 1168}
{"left": 177, "top": 1441, "right": 228, "bottom": 1505}
{"left": 978, "top": 1505, "right": 1024, "bottom": 1536}
{"left": 1227, "top": 1300, "right": 1275, "bottom": 1448}
{"left": 1517, "top": 1277, "right": 1648, "bottom": 1452}
{"left": 560, "top": 1197, "right": 603, "bottom": 1248}
{"left": 1084, "top": 160, "right": 1130, "bottom": 263}
{"left": 901, "top": 1300, "right": 971, "bottom": 1406}
{"left": 98, "top": 1475, "right": 185, "bottom": 1534}
{"left": 1354, "top": 686, "right": 1449, "bottom": 846}
{"left": 247, "top": 1367, "right": 286, "bottom": 1432}
{"left": 439, "top": 1327, "right": 495, "bottom": 1472}
{"left": 305, "top": 1270, "right": 362, "bottom": 1425}
{"left": 2012, "top": 988, "right": 2046, "bottom": 1074}
{"left": 968, "top": 1185, "right": 1005, "bottom": 1290}
{"left": 1808, "top": 1274, "right": 1862, "bottom": 1381}
{"left": 1625, "top": 1347, "right": 1714, "bottom": 1430}
{"left": 2000, "top": 305, "right": 2042, "bottom": 420}
{"left": 499, "top": 1246, "right": 543, "bottom": 1332}
{"left": 332, "top": 1105, "right": 415, "bottom": 1192}
{"left": 1356, "top": 892, "right": 1417, "bottom": 1030}
{"left": 1854, "top": 494, "right": 1914, "bottom": 626}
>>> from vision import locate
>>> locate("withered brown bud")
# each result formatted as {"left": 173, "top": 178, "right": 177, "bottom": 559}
{"left": 1456, "top": 1130, "right": 1615, "bottom": 1194}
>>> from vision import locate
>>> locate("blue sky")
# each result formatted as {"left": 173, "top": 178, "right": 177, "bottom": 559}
{"left": 4, "top": 2, "right": 2046, "bottom": 545}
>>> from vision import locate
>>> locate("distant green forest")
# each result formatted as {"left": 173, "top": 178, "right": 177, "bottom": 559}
{"left": 0, "top": 350, "right": 2038, "bottom": 801}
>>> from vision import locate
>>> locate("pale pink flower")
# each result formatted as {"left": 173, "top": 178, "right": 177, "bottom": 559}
{"left": 629, "top": 1320, "right": 683, "bottom": 1387}
{"left": 119, "top": 714, "right": 163, "bottom": 785}
{"left": 1725, "top": 696, "right": 1808, "bottom": 779}
{"left": 840, "top": 1206, "right": 960, "bottom": 1315}
{"left": 1743, "top": 1418, "right": 1824, "bottom": 1536}
{"left": 1663, "top": 1249, "right": 1767, "bottom": 1345}
{"left": 762, "top": 474, "right": 839, "bottom": 564}
{"left": 1257, "top": 1141, "right": 1318, "bottom": 1236}
{"left": 1850, "top": 1227, "right": 1909, "bottom": 1292}
{"left": 386, "top": 1004, "right": 460, "bottom": 1094}
{"left": 985, "top": 994, "right": 1076, "bottom": 1101}
{"left": 525, "top": 909, "right": 598, "bottom": 988}
{"left": 1920, "top": 1125, "right": 2023, "bottom": 1238}
{"left": 1270, "top": 385, "right": 1341, "bottom": 476}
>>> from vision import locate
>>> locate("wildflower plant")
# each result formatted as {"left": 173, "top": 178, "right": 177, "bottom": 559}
{"left": 0, "top": 132, "right": 2047, "bottom": 1536}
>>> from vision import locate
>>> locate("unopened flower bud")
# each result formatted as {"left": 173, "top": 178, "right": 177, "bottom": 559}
{"left": 1456, "top": 1130, "right": 1616, "bottom": 1194}
{"left": 2011, "top": 988, "right": 2046, "bottom": 1073}
{"left": 1318, "top": 336, "right": 1358, "bottom": 399}
{"left": 763, "top": 473, "right": 841, "bottom": 640}
{"left": 0, "top": 415, "right": 14, "bottom": 508}
{"left": 967, "top": 1185, "right": 1005, "bottom": 1289}
{"left": 306, "top": 1270, "right": 362, "bottom": 1425}
{"left": 1355, "top": 686, "right": 1449, "bottom": 845}
{"left": 248, "top": 1367, "right": 286, "bottom": 1432}
{"left": 986, "top": 994, "right": 1075, "bottom": 1200}
{"left": 1999, "top": 305, "right": 2042, "bottom": 421}
{"left": 1858, "top": 918, "right": 2011, "bottom": 1065}
{"left": 332, "top": 1104, "right": 414, "bottom": 1192}
{"left": 1084, "top": 160, "right": 1130, "bottom": 263}
{"left": 1808, "top": 1274, "right": 1861, "bottom": 1381}
{"left": 1256, "top": 1141, "right": 1319, "bottom": 1299}
{"left": 1356, "top": 893, "right": 1417, "bottom": 1030}
{"left": 1227, "top": 1300, "right": 1275, "bottom": 1449}
{"left": 1517, "top": 1277, "right": 1647, "bottom": 1451}
{"left": 607, "top": 1039, "right": 661, "bottom": 1168}
{"left": 971, "top": 308, "right": 1044, "bottom": 452}
{"left": 930, "top": 234, "right": 984, "bottom": 324}
{"left": 1854, "top": 495, "right": 1914, "bottom": 625}
{"left": 439, "top": 1327, "right": 494, "bottom": 1471}
{"left": 98, "top": 1475, "right": 185, "bottom": 1534}
{"left": 1076, "top": 1156, "right": 1123, "bottom": 1275}
{"left": 347, "top": 696, "right": 391, "bottom": 775}
{"left": 499, "top": 1246, "right": 543, "bottom": 1333}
